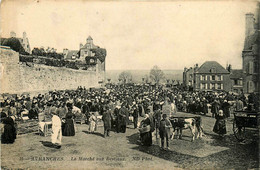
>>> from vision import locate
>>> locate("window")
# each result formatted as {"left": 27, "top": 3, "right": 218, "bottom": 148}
{"left": 210, "top": 68, "right": 216, "bottom": 73}
{"left": 254, "top": 62, "right": 258, "bottom": 73}
{"left": 211, "top": 83, "right": 215, "bottom": 89}
{"left": 202, "top": 75, "right": 206, "bottom": 81}
{"left": 234, "top": 80, "right": 238, "bottom": 85}
{"left": 217, "top": 75, "right": 222, "bottom": 81}
{"left": 217, "top": 83, "right": 222, "bottom": 89}
{"left": 212, "top": 75, "right": 215, "bottom": 81}
{"left": 248, "top": 61, "right": 253, "bottom": 74}
{"left": 247, "top": 81, "right": 254, "bottom": 93}
{"left": 189, "top": 74, "right": 193, "bottom": 79}
{"left": 201, "top": 83, "right": 206, "bottom": 89}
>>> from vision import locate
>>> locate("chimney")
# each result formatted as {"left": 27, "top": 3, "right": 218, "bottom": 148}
{"left": 245, "top": 13, "right": 255, "bottom": 37}
{"left": 10, "top": 31, "right": 16, "bottom": 37}
{"left": 226, "top": 64, "right": 232, "bottom": 72}
{"left": 23, "top": 32, "right": 27, "bottom": 38}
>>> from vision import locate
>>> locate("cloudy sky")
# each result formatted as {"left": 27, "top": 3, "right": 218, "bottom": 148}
{"left": 1, "top": 0, "right": 258, "bottom": 70}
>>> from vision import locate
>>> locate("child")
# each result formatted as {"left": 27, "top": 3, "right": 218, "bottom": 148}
{"left": 89, "top": 112, "right": 97, "bottom": 133}
{"left": 213, "top": 110, "right": 227, "bottom": 137}
{"left": 159, "top": 114, "right": 172, "bottom": 150}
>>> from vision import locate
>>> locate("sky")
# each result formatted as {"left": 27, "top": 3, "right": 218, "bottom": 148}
{"left": 0, "top": 0, "right": 258, "bottom": 70}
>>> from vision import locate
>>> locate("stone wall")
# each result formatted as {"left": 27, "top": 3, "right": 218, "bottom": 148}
{"left": 0, "top": 47, "right": 101, "bottom": 94}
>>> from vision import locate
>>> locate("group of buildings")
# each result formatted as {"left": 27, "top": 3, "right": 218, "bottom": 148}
{"left": 183, "top": 10, "right": 259, "bottom": 95}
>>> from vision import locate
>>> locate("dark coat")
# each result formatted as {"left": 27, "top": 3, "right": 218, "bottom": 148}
{"left": 1, "top": 117, "right": 16, "bottom": 144}
{"left": 102, "top": 110, "right": 112, "bottom": 130}
{"left": 62, "top": 118, "right": 75, "bottom": 136}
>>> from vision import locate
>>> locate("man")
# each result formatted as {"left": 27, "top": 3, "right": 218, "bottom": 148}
{"left": 211, "top": 99, "right": 220, "bottom": 118}
{"left": 132, "top": 105, "right": 139, "bottom": 129}
{"left": 159, "top": 114, "right": 172, "bottom": 150}
{"left": 118, "top": 102, "right": 128, "bottom": 133}
{"left": 51, "top": 110, "right": 62, "bottom": 149}
{"left": 102, "top": 106, "right": 112, "bottom": 138}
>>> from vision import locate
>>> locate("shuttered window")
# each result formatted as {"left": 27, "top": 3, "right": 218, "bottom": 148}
{"left": 248, "top": 61, "right": 253, "bottom": 74}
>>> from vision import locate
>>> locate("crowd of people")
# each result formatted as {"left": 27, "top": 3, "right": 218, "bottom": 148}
{"left": 0, "top": 83, "right": 259, "bottom": 149}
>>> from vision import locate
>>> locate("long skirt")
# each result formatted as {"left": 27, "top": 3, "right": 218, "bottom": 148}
{"left": 1, "top": 124, "right": 16, "bottom": 144}
{"left": 140, "top": 131, "right": 152, "bottom": 146}
{"left": 213, "top": 119, "right": 227, "bottom": 135}
{"left": 62, "top": 119, "right": 75, "bottom": 136}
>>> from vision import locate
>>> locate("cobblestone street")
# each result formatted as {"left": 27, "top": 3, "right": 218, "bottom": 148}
{"left": 1, "top": 112, "right": 259, "bottom": 169}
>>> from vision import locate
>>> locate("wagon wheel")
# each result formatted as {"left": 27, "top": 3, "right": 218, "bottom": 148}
{"left": 233, "top": 120, "right": 246, "bottom": 142}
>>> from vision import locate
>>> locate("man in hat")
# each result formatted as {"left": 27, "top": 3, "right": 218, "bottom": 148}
{"left": 159, "top": 113, "right": 172, "bottom": 150}
{"left": 102, "top": 106, "right": 112, "bottom": 138}
{"left": 51, "top": 110, "right": 62, "bottom": 149}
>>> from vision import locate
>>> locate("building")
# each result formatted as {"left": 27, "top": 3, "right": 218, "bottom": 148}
{"left": 63, "top": 49, "right": 79, "bottom": 60}
{"left": 183, "top": 64, "right": 198, "bottom": 89}
{"left": 62, "top": 36, "right": 106, "bottom": 83}
{"left": 79, "top": 36, "right": 99, "bottom": 62}
{"left": 242, "top": 9, "right": 259, "bottom": 94}
{"left": 193, "top": 61, "right": 231, "bottom": 92}
{"left": 230, "top": 69, "right": 243, "bottom": 94}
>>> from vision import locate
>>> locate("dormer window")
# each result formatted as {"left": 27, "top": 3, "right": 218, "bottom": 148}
{"left": 210, "top": 68, "right": 216, "bottom": 73}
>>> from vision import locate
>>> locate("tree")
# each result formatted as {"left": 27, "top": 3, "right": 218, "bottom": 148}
{"left": 1, "top": 37, "right": 27, "bottom": 54}
{"left": 149, "top": 65, "right": 165, "bottom": 84}
{"left": 119, "top": 71, "right": 132, "bottom": 84}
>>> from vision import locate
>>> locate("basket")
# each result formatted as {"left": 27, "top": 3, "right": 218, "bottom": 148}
{"left": 139, "top": 125, "right": 151, "bottom": 134}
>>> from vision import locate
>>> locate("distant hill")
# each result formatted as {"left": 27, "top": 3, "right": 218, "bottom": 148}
{"left": 106, "top": 69, "right": 183, "bottom": 83}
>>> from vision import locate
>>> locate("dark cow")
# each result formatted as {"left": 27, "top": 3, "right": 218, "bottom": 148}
{"left": 169, "top": 116, "right": 203, "bottom": 141}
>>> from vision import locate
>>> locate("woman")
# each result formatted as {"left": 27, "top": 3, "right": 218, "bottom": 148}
{"left": 62, "top": 113, "right": 75, "bottom": 136}
{"left": 139, "top": 114, "right": 152, "bottom": 146}
{"left": 1, "top": 116, "right": 17, "bottom": 144}
{"left": 213, "top": 110, "right": 227, "bottom": 137}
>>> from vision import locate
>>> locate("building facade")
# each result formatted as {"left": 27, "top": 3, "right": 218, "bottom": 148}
{"left": 242, "top": 10, "right": 259, "bottom": 94}
{"left": 79, "top": 36, "right": 99, "bottom": 63}
{"left": 230, "top": 69, "right": 243, "bottom": 94}
{"left": 183, "top": 64, "right": 198, "bottom": 89}
{"left": 193, "top": 61, "right": 231, "bottom": 92}
{"left": 62, "top": 36, "right": 106, "bottom": 84}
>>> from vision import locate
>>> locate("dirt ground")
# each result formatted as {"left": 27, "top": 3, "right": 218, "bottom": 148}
{"left": 1, "top": 112, "right": 259, "bottom": 169}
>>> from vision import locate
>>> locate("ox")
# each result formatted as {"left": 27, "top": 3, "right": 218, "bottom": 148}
{"left": 169, "top": 116, "right": 203, "bottom": 141}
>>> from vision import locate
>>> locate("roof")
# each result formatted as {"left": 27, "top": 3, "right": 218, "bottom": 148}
{"left": 197, "top": 61, "right": 229, "bottom": 74}
{"left": 87, "top": 36, "right": 93, "bottom": 40}
{"left": 230, "top": 69, "right": 243, "bottom": 79}
{"left": 65, "top": 50, "right": 79, "bottom": 60}
{"left": 81, "top": 43, "right": 99, "bottom": 49}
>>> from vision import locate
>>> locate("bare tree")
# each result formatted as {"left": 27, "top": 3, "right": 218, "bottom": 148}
{"left": 150, "top": 65, "right": 165, "bottom": 84}
{"left": 119, "top": 71, "right": 132, "bottom": 84}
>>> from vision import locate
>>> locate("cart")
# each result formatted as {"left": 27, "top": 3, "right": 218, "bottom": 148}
{"left": 233, "top": 111, "right": 259, "bottom": 142}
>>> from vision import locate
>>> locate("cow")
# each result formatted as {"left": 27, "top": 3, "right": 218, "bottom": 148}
{"left": 169, "top": 116, "right": 203, "bottom": 141}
